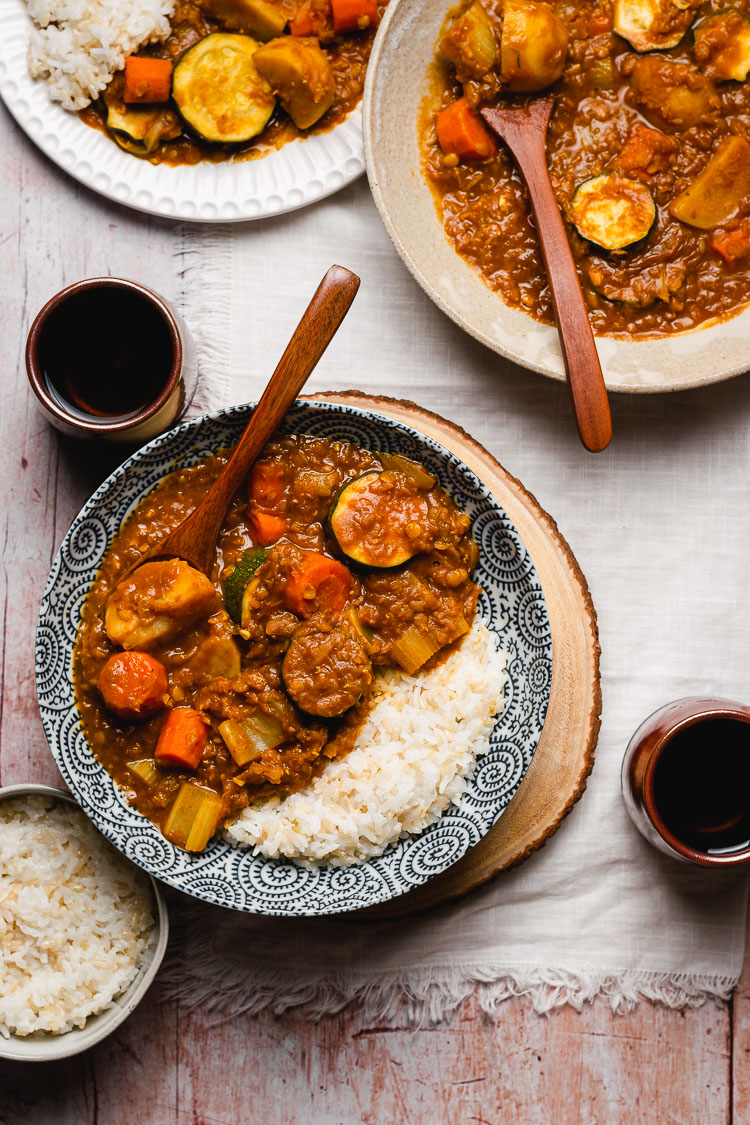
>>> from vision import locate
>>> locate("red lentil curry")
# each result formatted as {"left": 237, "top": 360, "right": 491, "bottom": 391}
{"left": 80, "top": 0, "right": 387, "bottom": 163}
{"left": 423, "top": 0, "right": 750, "bottom": 338}
{"left": 74, "top": 434, "right": 479, "bottom": 853}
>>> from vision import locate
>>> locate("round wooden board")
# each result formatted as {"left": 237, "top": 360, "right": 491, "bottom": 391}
{"left": 308, "top": 392, "right": 602, "bottom": 919}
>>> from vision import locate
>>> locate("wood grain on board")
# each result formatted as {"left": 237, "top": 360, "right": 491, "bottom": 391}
{"left": 0, "top": 106, "right": 746, "bottom": 1125}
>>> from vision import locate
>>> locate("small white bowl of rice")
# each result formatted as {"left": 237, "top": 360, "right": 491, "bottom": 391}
{"left": 0, "top": 783, "right": 168, "bottom": 1062}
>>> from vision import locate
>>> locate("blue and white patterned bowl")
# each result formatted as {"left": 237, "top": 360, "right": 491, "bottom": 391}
{"left": 36, "top": 401, "right": 552, "bottom": 915}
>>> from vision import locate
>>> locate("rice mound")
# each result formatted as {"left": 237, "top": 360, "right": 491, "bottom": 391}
{"left": 226, "top": 621, "right": 508, "bottom": 866}
{"left": 0, "top": 796, "right": 155, "bottom": 1038}
{"left": 26, "top": 0, "right": 175, "bottom": 111}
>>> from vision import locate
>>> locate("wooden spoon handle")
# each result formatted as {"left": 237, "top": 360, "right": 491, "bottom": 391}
{"left": 159, "top": 264, "right": 361, "bottom": 572}
{"left": 482, "top": 107, "right": 612, "bottom": 453}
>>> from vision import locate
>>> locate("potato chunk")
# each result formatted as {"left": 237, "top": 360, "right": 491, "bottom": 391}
{"left": 669, "top": 136, "right": 750, "bottom": 228}
{"left": 500, "top": 0, "right": 569, "bottom": 93}
{"left": 253, "top": 36, "right": 335, "bottom": 128}
{"left": 106, "top": 559, "right": 219, "bottom": 650}
{"left": 441, "top": 1, "right": 498, "bottom": 80}
{"left": 628, "top": 56, "right": 719, "bottom": 129}
{"left": 201, "top": 0, "right": 287, "bottom": 40}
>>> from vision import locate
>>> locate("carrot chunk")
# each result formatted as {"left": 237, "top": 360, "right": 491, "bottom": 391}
{"left": 710, "top": 220, "right": 750, "bottom": 264}
{"left": 249, "top": 509, "right": 287, "bottom": 546}
{"left": 154, "top": 707, "right": 208, "bottom": 770}
{"left": 330, "top": 0, "right": 378, "bottom": 32}
{"left": 612, "top": 123, "right": 678, "bottom": 182}
{"left": 247, "top": 460, "right": 286, "bottom": 508}
{"left": 123, "top": 56, "right": 173, "bottom": 104}
{"left": 98, "top": 651, "right": 167, "bottom": 721}
{"left": 436, "top": 97, "right": 496, "bottom": 162}
{"left": 588, "top": 8, "right": 611, "bottom": 34}
{"left": 290, "top": 0, "right": 332, "bottom": 36}
{"left": 284, "top": 551, "right": 353, "bottom": 617}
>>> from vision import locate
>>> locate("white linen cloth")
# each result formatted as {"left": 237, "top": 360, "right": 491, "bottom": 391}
{"left": 167, "top": 176, "right": 750, "bottom": 1020}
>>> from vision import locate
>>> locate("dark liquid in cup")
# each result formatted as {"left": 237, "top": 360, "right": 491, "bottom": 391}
{"left": 652, "top": 719, "right": 750, "bottom": 854}
{"left": 39, "top": 288, "right": 174, "bottom": 420}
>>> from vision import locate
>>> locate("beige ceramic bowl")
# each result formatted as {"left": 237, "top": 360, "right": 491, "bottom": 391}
{"left": 0, "top": 783, "right": 168, "bottom": 1063}
{"left": 363, "top": 0, "right": 750, "bottom": 394}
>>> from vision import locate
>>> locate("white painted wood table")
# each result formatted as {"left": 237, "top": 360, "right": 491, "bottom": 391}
{"left": 2, "top": 105, "right": 749, "bottom": 1125}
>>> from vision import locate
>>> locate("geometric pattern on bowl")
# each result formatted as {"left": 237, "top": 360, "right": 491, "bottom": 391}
{"left": 36, "top": 401, "right": 552, "bottom": 915}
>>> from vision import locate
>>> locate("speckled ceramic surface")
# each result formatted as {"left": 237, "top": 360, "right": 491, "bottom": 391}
{"left": 363, "top": 0, "right": 750, "bottom": 394}
{"left": 0, "top": 0, "right": 364, "bottom": 222}
{"left": 36, "top": 401, "right": 552, "bottom": 916}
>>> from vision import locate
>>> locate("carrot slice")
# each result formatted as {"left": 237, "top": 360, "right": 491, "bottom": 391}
{"left": 154, "top": 708, "right": 208, "bottom": 770}
{"left": 249, "top": 510, "right": 287, "bottom": 546}
{"left": 436, "top": 97, "right": 496, "bottom": 162}
{"left": 710, "top": 220, "right": 750, "bottom": 264}
{"left": 284, "top": 551, "right": 353, "bottom": 617}
{"left": 98, "top": 651, "right": 167, "bottom": 721}
{"left": 330, "top": 0, "right": 378, "bottom": 32}
{"left": 247, "top": 461, "right": 285, "bottom": 508}
{"left": 123, "top": 56, "right": 173, "bottom": 104}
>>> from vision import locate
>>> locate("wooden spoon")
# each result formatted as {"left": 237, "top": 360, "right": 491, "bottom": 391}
{"left": 481, "top": 96, "right": 613, "bottom": 453}
{"left": 118, "top": 264, "right": 360, "bottom": 582}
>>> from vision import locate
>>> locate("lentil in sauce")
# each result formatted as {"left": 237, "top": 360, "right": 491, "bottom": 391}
{"left": 74, "top": 434, "right": 479, "bottom": 851}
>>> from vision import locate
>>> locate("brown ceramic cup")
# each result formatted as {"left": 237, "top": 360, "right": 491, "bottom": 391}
{"left": 621, "top": 697, "right": 750, "bottom": 867}
{"left": 26, "top": 277, "right": 198, "bottom": 443}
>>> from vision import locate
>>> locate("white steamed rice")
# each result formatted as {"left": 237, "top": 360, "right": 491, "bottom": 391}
{"left": 226, "top": 621, "right": 508, "bottom": 866}
{"left": 26, "top": 0, "right": 175, "bottom": 110}
{"left": 0, "top": 796, "right": 155, "bottom": 1038}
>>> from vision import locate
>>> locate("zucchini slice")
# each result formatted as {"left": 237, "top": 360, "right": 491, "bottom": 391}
{"left": 693, "top": 9, "right": 750, "bottom": 81}
{"left": 172, "top": 33, "right": 276, "bottom": 144}
{"left": 329, "top": 471, "right": 430, "bottom": 568}
{"left": 223, "top": 547, "right": 269, "bottom": 625}
{"left": 613, "top": 0, "right": 696, "bottom": 51}
{"left": 281, "top": 625, "right": 372, "bottom": 717}
{"left": 571, "top": 174, "right": 656, "bottom": 251}
{"left": 105, "top": 103, "right": 182, "bottom": 154}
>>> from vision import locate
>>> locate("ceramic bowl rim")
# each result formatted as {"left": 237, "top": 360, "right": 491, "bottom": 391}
{"left": 362, "top": 0, "right": 750, "bottom": 395}
{"left": 36, "top": 399, "right": 552, "bottom": 915}
{"left": 0, "top": 782, "right": 169, "bottom": 1062}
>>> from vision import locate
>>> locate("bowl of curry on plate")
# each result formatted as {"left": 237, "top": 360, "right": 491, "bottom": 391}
{"left": 0, "top": 0, "right": 387, "bottom": 220}
{"left": 363, "top": 0, "right": 750, "bottom": 391}
{"left": 37, "top": 400, "right": 551, "bottom": 915}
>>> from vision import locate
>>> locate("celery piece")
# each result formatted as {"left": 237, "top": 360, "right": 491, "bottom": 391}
{"left": 344, "top": 606, "right": 376, "bottom": 648}
{"left": 163, "top": 783, "right": 223, "bottom": 851}
{"left": 377, "top": 452, "right": 437, "bottom": 490}
{"left": 219, "top": 711, "right": 285, "bottom": 766}
{"left": 391, "top": 616, "right": 470, "bottom": 674}
{"left": 127, "top": 758, "right": 160, "bottom": 786}
{"left": 390, "top": 626, "right": 444, "bottom": 674}
{"left": 591, "top": 57, "right": 614, "bottom": 90}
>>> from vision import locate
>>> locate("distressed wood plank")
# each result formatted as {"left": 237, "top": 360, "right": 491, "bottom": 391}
{"left": 0, "top": 990, "right": 730, "bottom": 1125}
{"left": 732, "top": 904, "right": 750, "bottom": 1122}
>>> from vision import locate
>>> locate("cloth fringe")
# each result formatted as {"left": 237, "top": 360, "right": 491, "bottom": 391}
{"left": 179, "top": 223, "right": 234, "bottom": 412}
{"left": 159, "top": 902, "right": 736, "bottom": 1025}
{"left": 161, "top": 959, "right": 735, "bottom": 1026}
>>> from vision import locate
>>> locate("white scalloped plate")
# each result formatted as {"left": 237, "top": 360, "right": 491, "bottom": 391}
{"left": 0, "top": 0, "right": 365, "bottom": 221}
